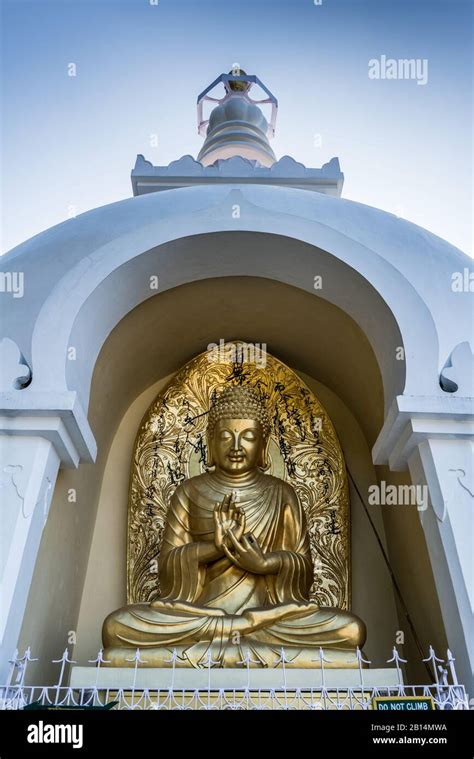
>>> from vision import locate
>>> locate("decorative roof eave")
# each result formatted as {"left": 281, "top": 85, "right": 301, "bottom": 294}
{"left": 131, "top": 154, "right": 344, "bottom": 198}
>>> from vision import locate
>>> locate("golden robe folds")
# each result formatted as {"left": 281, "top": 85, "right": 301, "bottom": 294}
{"left": 103, "top": 470, "right": 366, "bottom": 668}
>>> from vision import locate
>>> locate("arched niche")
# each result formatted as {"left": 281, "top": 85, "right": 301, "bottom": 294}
{"left": 17, "top": 276, "right": 448, "bottom": 686}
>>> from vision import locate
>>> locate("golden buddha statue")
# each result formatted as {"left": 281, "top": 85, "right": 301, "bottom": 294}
{"left": 102, "top": 386, "right": 366, "bottom": 668}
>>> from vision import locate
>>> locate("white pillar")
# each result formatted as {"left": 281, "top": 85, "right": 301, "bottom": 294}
{"left": 0, "top": 392, "right": 96, "bottom": 682}
{"left": 409, "top": 438, "right": 473, "bottom": 693}
{"left": 0, "top": 436, "right": 59, "bottom": 681}
{"left": 373, "top": 395, "right": 474, "bottom": 694}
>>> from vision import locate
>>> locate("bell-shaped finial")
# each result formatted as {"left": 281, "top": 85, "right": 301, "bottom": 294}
{"left": 197, "top": 68, "right": 278, "bottom": 167}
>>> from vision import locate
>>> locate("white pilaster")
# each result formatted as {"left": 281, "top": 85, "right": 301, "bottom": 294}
{"left": 374, "top": 395, "right": 474, "bottom": 694}
{"left": 0, "top": 436, "right": 59, "bottom": 681}
{"left": 0, "top": 393, "right": 96, "bottom": 682}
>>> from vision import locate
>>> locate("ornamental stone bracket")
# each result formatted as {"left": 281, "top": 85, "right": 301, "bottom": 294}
{"left": 0, "top": 338, "right": 32, "bottom": 391}
{"left": 440, "top": 342, "right": 474, "bottom": 396}
{"left": 372, "top": 394, "right": 474, "bottom": 472}
{"left": 0, "top": 390, "right": 97, "bottom": 468}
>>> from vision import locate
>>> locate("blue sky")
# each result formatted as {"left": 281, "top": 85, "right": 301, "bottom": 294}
{"left": 1, "top": 0, "right": 472, "bottom": 254}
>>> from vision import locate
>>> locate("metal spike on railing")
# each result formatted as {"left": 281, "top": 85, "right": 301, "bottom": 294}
{"left": 387, "top": 646, "right": 407, "bottom": 685}
{"left": 88, "top": 648, "right": 111, "bottom": 690}
{"left": 273, "top": 647, "right": 292, "bottom": 709}
{"left": 236, "top": 648, "right": 261, "bottom": 691}
{"left": 52, "top": 648, "right": 77, "bottom": 705}
{"left": 125, "top": 648, "right": 147, "bottom": 694}
{"left": 422, "top": 645, "right": 444, "bottom": 685}
{"left": 275, "top": 647, "right": 290, "bottom": 691}
{"left": 354, "top": 647, "right": 372, "bottom": 688}
{"left": 446, "top": 648, "right": 459, "bottom": 685}
{"left": 310, "top": 647, "right": 332, "bottom": 689}
{"left": 88, "top": 648, "right": 111, "bottom": 667}
{"left": 164, "top": 648, "right": 179, "bottom": 691}
{"left": 446, "top": 649, "right": 458, "bottom": 686}
{"left": 8, "top": 647, "right": 38, "bottom": 688}
{"left": 203, "top": 649, "right": 220, "bottom": 697}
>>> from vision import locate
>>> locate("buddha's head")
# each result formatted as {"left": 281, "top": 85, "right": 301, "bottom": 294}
{"left": 206, "top": 386, "right": 271, "bottom": 475}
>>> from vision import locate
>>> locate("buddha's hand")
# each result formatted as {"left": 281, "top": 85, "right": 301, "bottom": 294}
{"left": 213, "top": 494, "right": 245, "bottom": 551}
{"left": 222, "top": 530, "right": 281, "bottom": 575}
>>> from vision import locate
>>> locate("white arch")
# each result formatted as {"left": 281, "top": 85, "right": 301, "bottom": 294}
{"left": 16, "top": 183, "right": 460, "bottom": 414}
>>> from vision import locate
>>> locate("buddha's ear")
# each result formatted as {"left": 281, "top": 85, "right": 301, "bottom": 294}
{"left": 259, "top": 436, "right": 271, "bottom": 471}
{"left": 205, "top": 432, "right": 215, "bottom": 468}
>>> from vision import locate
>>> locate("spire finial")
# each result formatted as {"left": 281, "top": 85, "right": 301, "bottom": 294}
{"left": 196, "top": 69, "right": 278, "bottom": 166}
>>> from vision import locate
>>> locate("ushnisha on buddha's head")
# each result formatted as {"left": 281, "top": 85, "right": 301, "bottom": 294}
{"left": 206, "top": 386, "right": 271, "bottom": 475}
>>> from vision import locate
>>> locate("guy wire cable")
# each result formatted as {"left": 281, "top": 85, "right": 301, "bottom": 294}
{"left": 346, "top": 467, "right": 434, "bottom": 681}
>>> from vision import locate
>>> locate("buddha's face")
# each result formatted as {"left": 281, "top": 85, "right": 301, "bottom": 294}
{"left": 212, "top": 418, "right": 264, "bottom": 475}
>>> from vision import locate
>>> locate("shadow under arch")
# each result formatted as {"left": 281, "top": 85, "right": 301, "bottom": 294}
{"left": 28, "top": 227, "right": 438, "bottom": 433}
{"left": 81, "top": 273, "right": 394, "bottom": 455}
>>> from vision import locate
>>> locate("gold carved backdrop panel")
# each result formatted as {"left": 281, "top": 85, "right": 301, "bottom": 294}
{"left": 127, "top": 343, "right": 350, "bottom": 608}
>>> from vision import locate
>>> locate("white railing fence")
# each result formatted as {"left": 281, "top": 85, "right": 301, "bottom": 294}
{"left": 0, "top": 645, "right": 468, "bottom": 711}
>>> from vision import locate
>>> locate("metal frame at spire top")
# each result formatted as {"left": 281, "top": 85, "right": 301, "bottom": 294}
{"left": 197, "top": 72, "right": 278, "bottom": 138}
